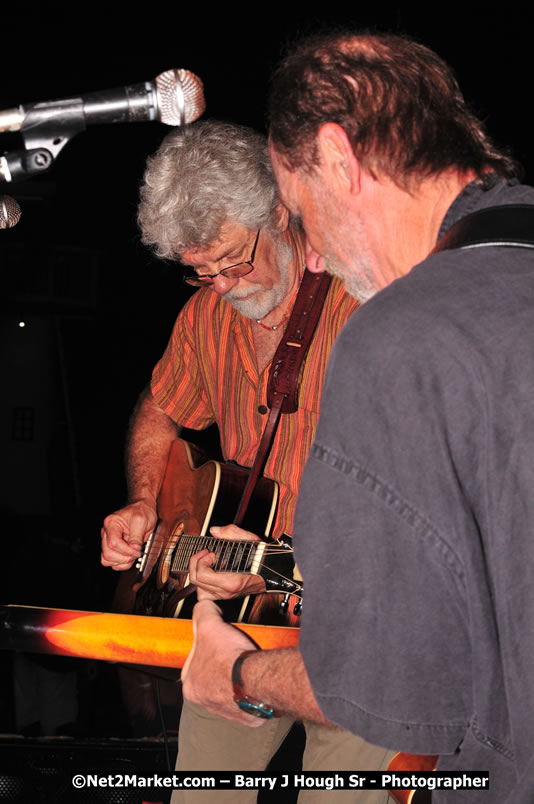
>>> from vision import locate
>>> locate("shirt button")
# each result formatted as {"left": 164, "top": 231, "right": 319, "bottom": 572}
{"left": 258, "top": 405, "right": 268, "bottom": 415}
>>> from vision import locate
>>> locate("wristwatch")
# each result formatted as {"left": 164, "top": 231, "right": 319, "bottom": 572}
{"left": 231, "top": 650, "right": 276, "bottom": 719}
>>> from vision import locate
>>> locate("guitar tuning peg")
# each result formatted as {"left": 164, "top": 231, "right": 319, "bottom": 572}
{"left": 293, "top": 600, "right": 302, "bottom": 617}
{"left": 279, "top": 594, "right": 291, "bottom": 614}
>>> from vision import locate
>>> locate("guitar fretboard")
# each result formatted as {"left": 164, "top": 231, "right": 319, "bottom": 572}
{"left": 171, "top": 535, "right": 263, "bottom": 575}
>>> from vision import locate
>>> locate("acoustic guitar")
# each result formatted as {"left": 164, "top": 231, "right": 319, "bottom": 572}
{"left": 26, "top": 436, "right": 428, "bottom": 796}
{"left": 113, "top": 438, "right": 302, "bottom": 627}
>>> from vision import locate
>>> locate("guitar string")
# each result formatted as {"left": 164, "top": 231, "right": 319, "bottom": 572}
{"left": 146, "top": 534, "right": 291, "bottom": 557}
{"left": 145, "top": 530, "right": 290, "bottom": 549}
{"left": 172, "top": 535, "right": 293, "bottom": 575}
{"left": 141, "top": 532, "right": 301, "bottom": 594}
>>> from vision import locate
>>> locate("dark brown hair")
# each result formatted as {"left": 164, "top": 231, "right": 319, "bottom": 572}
{"left": 269, "top": 31, "right": 519, "bottom": 184}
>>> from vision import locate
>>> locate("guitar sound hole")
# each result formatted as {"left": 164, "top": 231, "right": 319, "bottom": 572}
{"left": 157, "top": 524, "right": 184, "bottom": 589}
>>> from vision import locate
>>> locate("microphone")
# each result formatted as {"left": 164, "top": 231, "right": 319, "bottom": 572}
{"left": 0, "top": 68, "right": 206, "bottom": 133}
{"left": 0, "top": 195, "right": 21, "bottom": 228}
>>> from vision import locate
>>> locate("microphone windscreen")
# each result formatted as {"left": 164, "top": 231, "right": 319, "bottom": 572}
{"left": 0, "top": 195, "right": 21, "bottom": 228}
{"left": 155, "top": 69, "right": 206, "bottom": 126}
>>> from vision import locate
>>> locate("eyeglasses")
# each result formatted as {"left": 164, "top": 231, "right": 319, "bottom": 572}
{"left": 182, "top": 229, "right": 261, "bottom": 287}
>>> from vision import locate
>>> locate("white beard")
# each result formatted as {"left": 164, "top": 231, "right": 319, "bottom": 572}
{"left": 224, "top": 240, "right": 293, "bottom": 319}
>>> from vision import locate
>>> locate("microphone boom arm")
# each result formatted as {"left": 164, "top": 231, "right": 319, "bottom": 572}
{"left": 0, "top": 70, "right": 205, "bottom": 183}
{"left": 1, "top": 98, "right": 87, "bottom": 182}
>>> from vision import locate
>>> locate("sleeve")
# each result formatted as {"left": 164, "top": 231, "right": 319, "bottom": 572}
{"left": 150, "top": 292, "right": 216, "bottom": 430}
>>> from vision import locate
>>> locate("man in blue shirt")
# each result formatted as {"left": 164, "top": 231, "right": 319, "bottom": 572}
{"left": 182, "top": 31, "right": 534, "bottom": 803}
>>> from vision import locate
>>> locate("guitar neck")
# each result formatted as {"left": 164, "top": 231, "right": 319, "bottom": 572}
{"left": 0, "top": 605, "right": 299, "bottom": 669}
{"left": 171, "top": 535, "right": 265, "bottom": 575}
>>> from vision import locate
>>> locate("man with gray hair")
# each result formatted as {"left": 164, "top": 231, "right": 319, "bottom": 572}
{"left": 100, "top": 119, "right": 394, "bottom": 802}
{"left": 181, "top": 33, "right": 534, "bottom": 803}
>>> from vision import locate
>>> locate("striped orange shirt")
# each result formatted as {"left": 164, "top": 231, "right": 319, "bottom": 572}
{"left": 151, "top": 277, "right": 358, "bottom": 539}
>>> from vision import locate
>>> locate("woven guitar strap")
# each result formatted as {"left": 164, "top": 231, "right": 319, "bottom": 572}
{"left": 233, "top": 269, "right": 332, "bottom": 529}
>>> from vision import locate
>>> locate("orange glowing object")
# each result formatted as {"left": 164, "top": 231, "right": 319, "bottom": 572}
{"left": 1, "top": 605, "right": 298, "bottom": 668}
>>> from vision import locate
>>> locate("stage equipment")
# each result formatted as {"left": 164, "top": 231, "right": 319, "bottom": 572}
{"left": 0, "top": 69, "right": 205, "bottom": 182}
{"left": 0, "top": 195, "right": 21, "bottom": 227}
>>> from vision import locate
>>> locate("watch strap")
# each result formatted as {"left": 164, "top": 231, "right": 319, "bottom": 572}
{"left": 231, "top": 650, "right": 277, "bottom": 719}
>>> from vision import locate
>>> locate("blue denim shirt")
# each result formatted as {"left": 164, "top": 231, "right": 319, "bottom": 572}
{"left": 295, "top": 178, "right": 534, "bottom": 803}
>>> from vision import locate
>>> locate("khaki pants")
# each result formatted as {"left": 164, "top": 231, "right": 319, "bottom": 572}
{"left": 171, "top": 699, "right": 394, "bottom": 803}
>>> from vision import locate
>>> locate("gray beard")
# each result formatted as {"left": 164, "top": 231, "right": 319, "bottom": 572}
{"left": 324, "top": 259, "right": 377, "bottom": 303}
{"left": 318, "top": 192, "right": 377, "bottom": 303}
{"left": 224, "top": 240, "right": 293, "bottom": 319}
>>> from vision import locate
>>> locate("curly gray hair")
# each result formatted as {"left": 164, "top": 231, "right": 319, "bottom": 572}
{"left": 138, "top": 120, "right": 280, "bottom": 260}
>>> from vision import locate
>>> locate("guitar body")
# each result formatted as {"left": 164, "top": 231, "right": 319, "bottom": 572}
{"left": 0, "top": 605, "right": 299, "bottom": 668}
{"left": 114, "top": 439, "right": 301, "bottom": 627}
{"left": 387, "top": 752, "right": 438, "bottom": 804}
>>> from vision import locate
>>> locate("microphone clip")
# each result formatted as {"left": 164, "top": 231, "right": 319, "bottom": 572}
{"left": 1, "top": 99, "right": 86, "bottom": 182}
